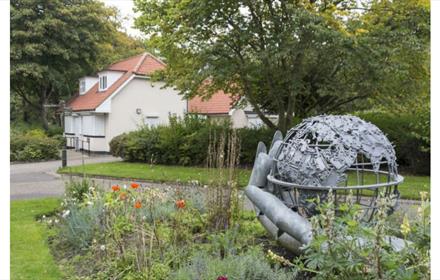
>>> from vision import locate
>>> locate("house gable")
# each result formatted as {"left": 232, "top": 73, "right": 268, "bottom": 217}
{"left": 67, "top": 52, "right": 166, "bottom": 111}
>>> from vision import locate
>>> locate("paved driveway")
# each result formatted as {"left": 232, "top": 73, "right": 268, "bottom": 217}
{"left": 10, "top": 150, "right": 120, "bottom": 200}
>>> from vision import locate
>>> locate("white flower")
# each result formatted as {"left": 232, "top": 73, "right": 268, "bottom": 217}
{"left": 42, "top": 215, "right": 46, "bottom": 219}
{"left": 87, "top": 201, "right": 93, "bottom": 206}
{"left": 93, "top": 239, "right": 97, "bottom": 244}
{"left": 123, "top": 184, "right": 127, "bottom": 189}
{"left": 62, "top": 210, "right": 70, "bottom": 218}
{"left": 100, "top": 245, "right": 106, "bottom": 251}
{"left": 54, "top": 219, "right": 59, "bottom": 224}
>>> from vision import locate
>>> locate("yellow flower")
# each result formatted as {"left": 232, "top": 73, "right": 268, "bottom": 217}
{"left": 400, "top": 215, "right": 411, "bottom": 237}
{"left": 420, "top": 191, "right": 428, "bottom": 201}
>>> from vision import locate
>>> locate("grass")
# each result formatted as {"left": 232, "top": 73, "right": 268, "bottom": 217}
{"left": 58, "top": 161, "right": 430, "bottom": 200}
{"left": 11, "top": 198, "right": 62, "bottom": 280}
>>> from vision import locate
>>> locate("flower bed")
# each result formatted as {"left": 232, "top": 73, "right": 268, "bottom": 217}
{"left": 48, "top": 179, "right": 295, "bottom": 279}
{"left": 45, "top": 179, "right": 430, "bottom": 279}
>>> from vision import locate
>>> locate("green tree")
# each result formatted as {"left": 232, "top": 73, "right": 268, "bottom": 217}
{"left": 361, "top": 0, "right": 430, "bottom": 152}
{"left": 10, "top": 0, "right": 145, "bottom": 129}
{"left": 134, "top": 0, "right": 429, "bottom": 133}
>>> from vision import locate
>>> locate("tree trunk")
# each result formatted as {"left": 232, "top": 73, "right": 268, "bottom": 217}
{"left": 41, "top": 104, "right": 49, "bottom": 131}
{"left": 22, "top": 98, "right": 29, "bottom": 123}
{"left": 277, "top": 112, "right": 287, "bottom": 134}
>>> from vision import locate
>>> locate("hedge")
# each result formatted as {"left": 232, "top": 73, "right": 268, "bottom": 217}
{"left": 11, "top": 128, "right": 62, "bottom": 162}
{"left": 110, "top": 114, "right": 429, "bottom": 175}
{"left": 356, "top": 111, "right": 430, "bottom": 175}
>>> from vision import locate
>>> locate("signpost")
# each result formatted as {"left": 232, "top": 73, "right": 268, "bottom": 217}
{"left": 44, "top": 100, "right": 71, "bottom": 167}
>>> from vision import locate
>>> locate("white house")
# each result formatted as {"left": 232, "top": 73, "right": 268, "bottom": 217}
{"left": 65, "top": 52, "right": 187, "bottom": 152}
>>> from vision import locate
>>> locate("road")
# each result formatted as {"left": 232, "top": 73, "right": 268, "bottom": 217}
{"left": 10, "top": 150, "right": 120, "bottom": 200}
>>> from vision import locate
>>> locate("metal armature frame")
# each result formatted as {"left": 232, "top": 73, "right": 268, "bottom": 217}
{"left": 245, "top": 115, "right": 407, "bottom": 253}
{"left": 269, "top": 115, "right": 402, "bottom": 222}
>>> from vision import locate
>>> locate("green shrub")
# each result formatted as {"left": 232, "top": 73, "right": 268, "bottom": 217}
{"left": 110, "top": 115, "right": 271, "bottom": 166}
{"left": 10, "top": 124, "right": 63, "bottom": 162}
{"left": 11, "top": 134, "right": 60, "bottom": 161}
{"left": 291, "top": 192, "right": 430, "bottom": 279}
{"left": 172, "top": 247, "right": 292, "bottom": 280}
{"left": 357, "top": 111, "right": 430, "bottom": 175}
{"left": 236, "top": 127, "right": 274, "bottom": 166}
{"left": 109, "top": 133, "right": 128, "bottom": 158}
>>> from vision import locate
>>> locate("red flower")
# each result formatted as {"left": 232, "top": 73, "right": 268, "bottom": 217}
{"left": 130, "top": 182, "right": 140, "bottom": 189}
{"left": 217, "top": 276, "right": 228, "bottom": 280}
{"left": 176, "top": 199, "right": 186, "bottom": 209}
{"left": 111, "top": 185, "right": 120, "bottom": 192}
{"left": 134, "top": 200, "right": 142, "bottom": 209}
{"left": 119, "top": 192, "right": 127, "bottom": 200}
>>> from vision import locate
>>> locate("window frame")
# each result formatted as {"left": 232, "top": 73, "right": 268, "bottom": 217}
{"left": 99, "top": 76, "right": 107, "bottom": 91}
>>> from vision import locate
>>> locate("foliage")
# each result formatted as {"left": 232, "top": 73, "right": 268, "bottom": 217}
{"left": 357, "top": 111, "right": 430, "bottom": 175}
{"left": 134, "top": 0, "right": 429, "bottom": 132}
{"left": 110, "top": 115, "right": 247, "bottom": 166}
{"left": 10, "top": 0, "right": 145, "bottom": 129}
{"left": 172, "top": 248, "right": 292, "bottom": 280}
{"left": 51, "top": 176, "right": 285, "bottom": 279}
{"left": 11, "top": 198, "right": 63, "bottom": 279}
{"left": 291, "top": 191, "right": 430, "bottom": 279}
{"left": 109, "top": 113, "right": 429, "bottom": 174}
{"left": 10, "top": 128, "right": 61, "bottom": 162}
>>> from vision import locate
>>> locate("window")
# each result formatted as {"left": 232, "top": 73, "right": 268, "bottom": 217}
{"left": 145, "top": 116, "right": 159, "bottom": 127}
{"left": 79, "top": 80, "right": 86, "bottom": 93}
{"left": 99, "top": 76, "right": 107, "bottom": 90}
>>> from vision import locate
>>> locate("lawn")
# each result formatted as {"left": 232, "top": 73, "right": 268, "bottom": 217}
{"left": 58, "top": 161, "right": 430, "bottom": 200}
{"left": 11, "top": 198, "right": 62, "bottom": 280}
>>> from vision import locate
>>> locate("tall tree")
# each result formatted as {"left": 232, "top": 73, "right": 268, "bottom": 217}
{"left": 10, "top": 0, "right": 145, "bottom": 129}
{"left": 134, "top": 0, "right": 429, "bottom": 132}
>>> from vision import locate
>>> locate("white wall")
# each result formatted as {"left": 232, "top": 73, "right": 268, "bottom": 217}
{"left": 64, "top": 115, "right": 74, "bottom": 133}
{"left": 104, "top": 77, "right": 186, "bottom": 151}
{"left": 79, "top": 76, "right": 98, "bottom": 95}
{"left": 98, "top": 70, "right": 124, "bottom": 91}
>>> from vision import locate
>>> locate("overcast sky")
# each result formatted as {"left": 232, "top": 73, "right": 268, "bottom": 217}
{"left": 101, "top": 0, "right": 143, "bottom": 37}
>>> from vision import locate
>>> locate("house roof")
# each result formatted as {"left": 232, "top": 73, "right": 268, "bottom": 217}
{"left": 67, "top": 52, "right": 166, "bottom": 111}
{"left": 188, "top": 91, "right": 235, "bottom": 115}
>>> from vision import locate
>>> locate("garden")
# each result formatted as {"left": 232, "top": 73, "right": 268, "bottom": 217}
{"left": 22, "top": 174, "right": 431, "bottom": 279}
{"left": 11, "top": 126, "right": 429, "bottom": 279}
{"left": 10, "top": 0, "right": 431, "bottom": 279}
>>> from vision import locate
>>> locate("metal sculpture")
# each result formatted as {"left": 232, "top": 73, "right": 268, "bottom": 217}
{"left": 245, "top": 115, "right": 405, "bottom": 254}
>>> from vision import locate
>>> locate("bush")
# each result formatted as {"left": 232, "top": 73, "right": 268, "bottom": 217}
{"left": 357, "top": 111, "right": 430, "bottom": 175}
{"left": 172, "top": 248, "right": 292, "bottom": 280}
{"left": 110, "top": 115, "right": 271, "bottom": 166}
{"left": 110, "top": 113, "right": 429, "bottom": 174}
{"left": 10, "top": 126, "right": 63, "bottom": 162}
{"left": 11, "top": 134, "right": 60, "bottom": 162}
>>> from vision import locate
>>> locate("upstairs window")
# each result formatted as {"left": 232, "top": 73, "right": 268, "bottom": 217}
{"left": 79, "top": 79, "right": 86, "bottom": 93}
{"left": 99, "top": 76, "right": 107, "bottom": 91}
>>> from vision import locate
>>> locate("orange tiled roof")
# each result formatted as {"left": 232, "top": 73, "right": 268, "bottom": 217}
{"left": 67, "top": 53, "right": 165, "bottom": 111}
{"left": 188, "top": 90, "right": 235, "bottom": 114}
